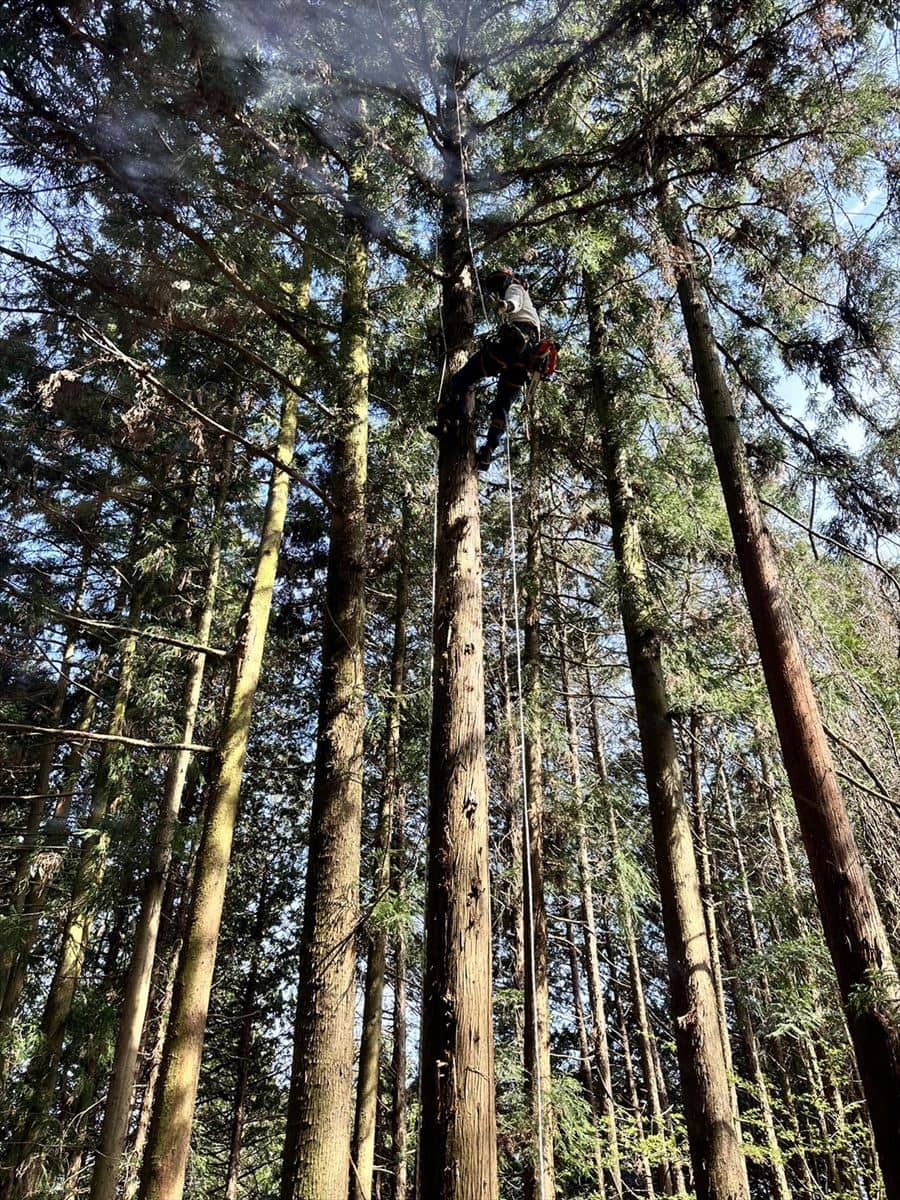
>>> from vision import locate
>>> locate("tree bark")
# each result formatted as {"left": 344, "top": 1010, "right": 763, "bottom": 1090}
{"left": 138, "top": 374, "right": 302, "bottom": 1200}
{"left": 585, "top": 663, "right": 681, "bottom": 1197}
{"left": 352, "top": 502, "right": 409, "bottom": 1200}
{"left": 520, "top": 419, "right": 557, "bottom": 1200}
{"left": 0, "top": 650, "right": 105, "bottom": 1048}
{"left": 586, "top": 266, "right": 749, "bottom": 1200}
{"left": 280, "top": 157, "right": 369, "bottom": 1200}
{"left": 223, "top": 885, "right": 270, "bottom": 1200}
{"left": 564, "top": 901, "right": 607, "bottom": 1199}
{"left": 390, "top": 802, "right": 408, "bottom": 1200}
{"left": 7, "top": 590, "right": 143, "bottom": 1198}
{"left": 555, "top": 587, "right": 620, "bottom": 1197}
{"left": 655, "top": 175, "right": 900, "bottom": 1195}
{"left": 416, "top": 83, "right": 498, "bottom": 1200}
{"left": 90, "top": 429, "right": 233, "bottom": 1200}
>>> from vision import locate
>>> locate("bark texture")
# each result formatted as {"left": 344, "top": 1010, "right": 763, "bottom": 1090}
{"left": 91, "top": 432, "right": 232, "bottom": 1200}
{"left": 416, "top": 86, "right": 498, "bottom": 1200}
{"left": 352, "top": 504, "right": 408, "bottom": 1200}
{"left": 520, "top": 423, "right": 557, "bottom": 1200}
{"left": 138, "top": 380, "right": 301, "bottom": 1200}
{"left": 656, "top": 177, "right": 900, "bottom": 1197}
{"left": 586, "top": 267, "right": 749, "bottom": 1200}
{"left": 280, "top": 178, "right": 368, "bottom": 1200}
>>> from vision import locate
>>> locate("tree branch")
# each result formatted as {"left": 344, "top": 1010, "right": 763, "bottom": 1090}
{"left": 0, "top": 723, "right": 213, "bottom": 754}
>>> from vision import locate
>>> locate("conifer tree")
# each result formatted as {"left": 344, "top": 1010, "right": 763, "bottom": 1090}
{"left": 139, "top": 372, "right": 305, "bottom": 1200}
{"left": 654, "top": 175, "right": 900, "bottom": 1193}
{"left": 585, "top": 266, "right": 750, "bottom": 1200}
{"left": 280, "top": 146, "right": 370, "bottom": 1200}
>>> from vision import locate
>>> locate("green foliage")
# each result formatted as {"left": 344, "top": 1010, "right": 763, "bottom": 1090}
{"left": 1, "top": 2, "right": 898, "bottom": 1197}
{"left": 550, "top": 1075, "right": 603, "bottom": 1199}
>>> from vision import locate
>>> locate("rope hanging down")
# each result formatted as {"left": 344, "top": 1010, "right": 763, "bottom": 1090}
{"left": 455, "top": 88, "right": 489, "bottom": 325}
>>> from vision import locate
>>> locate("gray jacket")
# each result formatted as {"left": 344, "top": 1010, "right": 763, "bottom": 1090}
{"left": 500, "top": 282, "right": 540, "bottom": 336}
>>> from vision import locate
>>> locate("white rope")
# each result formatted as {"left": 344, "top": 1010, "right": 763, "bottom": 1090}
{"left": 505, "top": 418, "right": 548, "bottom": 1200}
{"left": 454, "top": 88, "right": 489, "bottom": 324}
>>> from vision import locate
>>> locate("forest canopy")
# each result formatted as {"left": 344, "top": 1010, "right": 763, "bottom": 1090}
{"left": 1, "top": 3, "right": 899, "bottom": 1200}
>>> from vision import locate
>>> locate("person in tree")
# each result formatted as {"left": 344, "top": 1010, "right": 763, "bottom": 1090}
{"left": 433, "top": 267, "right": 542, "bottom": 468}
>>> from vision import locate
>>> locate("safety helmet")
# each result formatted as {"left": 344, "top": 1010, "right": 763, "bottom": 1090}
{"left": 484, "top": 267, "right": 518, "bottom": 294}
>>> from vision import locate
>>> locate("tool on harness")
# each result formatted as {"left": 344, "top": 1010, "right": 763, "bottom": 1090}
{"left": 528, "top": 338, "right": 558, "bottom": 380}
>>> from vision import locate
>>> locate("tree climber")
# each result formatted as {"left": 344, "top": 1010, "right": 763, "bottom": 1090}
{"left": 431, "top": 267, "right": 543, "bottom": 469}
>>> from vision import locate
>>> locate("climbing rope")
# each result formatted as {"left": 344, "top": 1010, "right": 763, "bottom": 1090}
{"left": 455, "top": 88, "right": 490, "bottom": 325}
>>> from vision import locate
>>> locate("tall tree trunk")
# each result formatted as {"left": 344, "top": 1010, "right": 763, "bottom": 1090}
{"left": 585, "top": 267, "right": 749, "bottom": 1200}
{"left": 713, "top": 857, "right": 793, "bottom": 1200}
{"left": 604, "top": 925, "right": 656, "bottom": 1199}
{"left": 0, "top": 650, "right": 105, "bottom": 1047}
{"left": 2, "top": 546, "right": 90, "bottom": 973}
{"left": 585, "top": 663, "right": 681, "bottom": 1197}
{"left": 499, "top": 589, "right": 526, "bottom": 1041}
{"left": 90, "top": 430, "right": 233, "bottom": 1200}
{"left": 416, "top": 83, "right": 498, "bottom": 1200}
{"left": 223, "top": 885, "right": 270, "bottom": 1200}
{"left": 654, "top": 175, "right": 900, "bottom": 1194}
{"left": 7, "top": 591, "right": 143, "bottom": 1198}
{"left": 280, "top": 158, "right": 369, "bottom": 1200}
{"left": 390, "top": 801, "right": 408, "bottom": 1200}
{"left": 353, "top": 502, "right": 409, "bottom": 1200}
{"left": 520, "top": 418, "right": 557, "bottom": 1200}
{"left": 138, "top": 375, "right": 303, "bottom": 1200}
{"left": 555, "top": 583, "right": 620, "bottom": 1197}
{"left": 686, "top": 716, "right": 742, "bottom": 1143}
{"left": 564, "top": 901, "right": 607, "bottom": 1199}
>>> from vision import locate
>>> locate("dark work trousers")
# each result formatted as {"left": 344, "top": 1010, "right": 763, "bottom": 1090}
{"left": 448, "top": 322, "right": 539, "bottom": 453}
